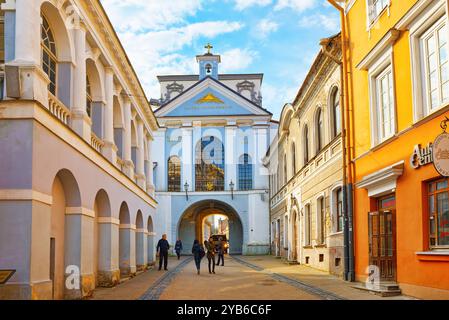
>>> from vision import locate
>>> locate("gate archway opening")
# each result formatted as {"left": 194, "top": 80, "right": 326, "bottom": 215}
{"left": 177, "top": 200, "right": 243, "bottom": 254}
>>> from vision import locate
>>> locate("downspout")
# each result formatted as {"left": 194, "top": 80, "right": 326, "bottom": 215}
{"left": 327, "top": 0, "right": 355, "bottom": 282}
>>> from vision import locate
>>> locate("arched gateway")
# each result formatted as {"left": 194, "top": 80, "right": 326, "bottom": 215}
{"left": 177, "top": 200, "right": 244, "bottom": 254}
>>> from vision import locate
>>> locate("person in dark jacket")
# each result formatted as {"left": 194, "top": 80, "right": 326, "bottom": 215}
{"left": 216, "top": 237, "right": 225, "bottom": 266}
{"left": 204, "top": 238, "right": 216, "bottom": 274}
{"left": 192, "top": 239, "right": 204, "bottom": 275}
{"left": 156, "top": 234, "right": 170, "bottom": 271}
{"left": 175, "top": 239, "right": 183, "bottom": 260}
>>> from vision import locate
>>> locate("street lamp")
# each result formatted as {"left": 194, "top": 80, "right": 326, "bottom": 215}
{"left": 184, "top": 182, "right": 189, "bottom": 201}
{"left": 229, "top": 180, "right": 235, "bottom": 200}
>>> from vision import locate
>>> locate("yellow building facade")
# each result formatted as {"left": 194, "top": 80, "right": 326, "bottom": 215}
{"left": 341, "top": 0, "right": 449, "bottom": 298}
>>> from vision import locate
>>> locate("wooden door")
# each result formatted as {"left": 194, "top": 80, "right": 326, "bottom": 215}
{"left": 368, "top": 209, "right": 396, "bottom": 282}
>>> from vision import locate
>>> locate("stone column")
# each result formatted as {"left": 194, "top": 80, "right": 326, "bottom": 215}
{"left": 225, "top": 123, "right": 237, "bottom": 190}
{"left": 97, "top": 217, "right": 120, "bottom": 287}
{"left": 119, "top": 223, "right": 136, "bottom": 276}
{"left": 3, "top": 0, "right": 48, "bottom": 106}
{"left": 254, "top": 126, "right": 269, "bottom": 189}
{"left": 146, "top": 134, "right": 155, "bottom": 196}
{"left": 181, "top": 126, "right": 193, "bottom": 191}
{"left": 64, "top": 208, "right": 95, "bottom": 299}
{"left": 70, "top": 22, "right": 91, "bottom": 142}
{"left": 102, "top": 67, "right": 118, "bottom": 164}
{"left": 135, "top": 228, "right": 148, "bottom": 271}
{"left": 122, "top": 98, "right": 134, "bottom": 178}
{"left": 136, "top": 120, "right": 146, "bottom": 190}
{"left": 147, "top": 232, "right": 155, "bottom": 264}
{"left": 153, "top": 129, "right": 166, "bottom": 191}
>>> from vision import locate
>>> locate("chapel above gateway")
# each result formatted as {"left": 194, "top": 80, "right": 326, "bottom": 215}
{"left": 153, "top": 44, "right": 264, "bottom": 107}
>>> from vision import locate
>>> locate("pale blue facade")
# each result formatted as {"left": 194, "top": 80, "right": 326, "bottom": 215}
{"left": 152, "top": 50, "right": 278, "bottom": 255}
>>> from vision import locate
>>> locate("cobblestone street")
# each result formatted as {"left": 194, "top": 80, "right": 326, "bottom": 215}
{"left": 89, "top": 256, "right": 415, "bottom": 300}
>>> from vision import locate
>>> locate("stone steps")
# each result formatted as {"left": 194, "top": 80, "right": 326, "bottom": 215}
{"left": 352, "top": 282, "right": 402, "bottom": 297}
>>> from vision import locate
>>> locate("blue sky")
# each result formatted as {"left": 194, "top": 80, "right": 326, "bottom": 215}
{"left": 101, "top": 0, "right": 340, "bottom": 120}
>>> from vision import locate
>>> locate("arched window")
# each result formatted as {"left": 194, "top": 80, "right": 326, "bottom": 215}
{"left": 238, "top": 154, "right": 253, "bottom": 190}
{"left": 195, "top": 136, "right": 224, "bottom": 191}
{"left": 86, "top": 76, "right": 92, "bottom": 118}
{"left": 316, "top": 108, "right": 324, "bottom": 153}
{"left": 167, "top": 156, "right": 181, "bottom": 192}
{"left": 41, "top": 15, "right": 57, "bottom": 95}
{"left": 291, "top": 142, "right": 296, "bottom": 175}
{"left": 332, "top": 88, "right": 341, "bottom": 137}
{"left": 284, "top": 153, "right": 288, "bottom": 184}
{"left": 303, "top": 125, "right": 310, "bottom": 165}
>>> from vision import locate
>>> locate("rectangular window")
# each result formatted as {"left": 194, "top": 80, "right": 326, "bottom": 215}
{"left": 422, "top": 18, "right": 449, "bottom": 113}
{"left": 368, "top": 0, "right": 389, "bottom": 24}
{"left": 376, "top": 67, "right": 395, "bottom": 141}
{"left": 305, "top": 205, "right": 311, "bottom": 246}
{"left": 428, "top": 179, "right": 449, "bottom": 248}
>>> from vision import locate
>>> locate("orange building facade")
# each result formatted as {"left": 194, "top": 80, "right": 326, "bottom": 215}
{"left": 343, "top": 0, "right": 449, "bottom": 299}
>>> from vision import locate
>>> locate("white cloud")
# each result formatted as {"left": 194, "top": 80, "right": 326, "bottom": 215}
{"left": 274, "top": 0, "right": 318, "bottom": 12}
{"left": 298, "top": 13, "right": 339, "bottom": 32}
{"left": 220, "top": 48, "right": 258, "bottom": 72}
{"left": 262, "top": 83, "right": 299, "bottom": 119}
{"left": 234, "top": 0, "right": 272, "bottom": 11}
{"left": 101, "top": 0, "right": 203, "bottom": 32}
{"left": 255, "top": 19, "right": 279, "bottom": 39}
{"left": 110, "top": 20, "right": 244, "bottom": 99}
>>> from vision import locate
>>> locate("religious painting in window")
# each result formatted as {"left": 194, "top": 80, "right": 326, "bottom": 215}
{"left": 86, "top": 76, "right": 92, "bottom": 118}
{"left": 195, "top": 136, "right": 224, "bottom": 191}
{"left": 41, "top": 15, "right": 57, "bottom": 95}
{"left": 167, "top": 156, "right": 181, "bottom": 192}
{"left": 238, "top": 154, "right": 253, "bottom": 190}
{"left": 428, "top": 178, "right": 449, "bottom": 248}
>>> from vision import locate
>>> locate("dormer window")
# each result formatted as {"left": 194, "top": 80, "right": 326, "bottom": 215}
{"left": 205, "top": 63, "right": 212, "bottom": 74}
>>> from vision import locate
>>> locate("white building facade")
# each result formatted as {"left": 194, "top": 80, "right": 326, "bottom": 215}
{"left": 153, "top": 48, "right": 277, "bottom": 255}
{"left": 0, "top": 0, "right": 158, "bottom": 300}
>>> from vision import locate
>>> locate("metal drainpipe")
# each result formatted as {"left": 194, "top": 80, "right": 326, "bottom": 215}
{"left": 326, "top": 0, "right": 355, "bottom": 282}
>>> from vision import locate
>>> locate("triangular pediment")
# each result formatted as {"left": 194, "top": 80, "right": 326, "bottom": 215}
{"left": 155, "top": 77, "right": 271, "bottom": 118}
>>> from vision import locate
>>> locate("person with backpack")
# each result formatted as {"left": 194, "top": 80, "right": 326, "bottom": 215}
{"left": 174, "top": 239, "right": 183, "bottom": 260}
{"left": 192, "top": 239, "right": 205, "bottom": 275}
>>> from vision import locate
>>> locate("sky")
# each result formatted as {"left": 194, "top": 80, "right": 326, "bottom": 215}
{"left": 101, "top": 0, "right": 340, "bottom": 120}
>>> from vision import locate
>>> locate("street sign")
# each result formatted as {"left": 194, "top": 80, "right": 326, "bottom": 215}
{"left": 0, "top": 270, "right": 15, "bottom": 285}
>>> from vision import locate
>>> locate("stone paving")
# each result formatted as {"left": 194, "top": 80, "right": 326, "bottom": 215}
{"left": 89, "top": 255, "right": 417, "bottom": 300}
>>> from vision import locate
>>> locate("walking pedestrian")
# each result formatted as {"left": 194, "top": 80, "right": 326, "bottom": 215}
{"left": 156, "top": 234, "right": 170, "bottom": 271}
{"left": 175, "top": 239, "right": 183, "bottom": 260}
{"left": 192, "top": 239, "right": 205, "bottom": 275}
{"left": 204, "top": 238, "right": 216, "bottom": 274}
{"left": 216, "top": 237, "right": 225, "bottom": 266}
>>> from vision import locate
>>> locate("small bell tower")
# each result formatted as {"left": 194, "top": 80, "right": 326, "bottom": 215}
{"left": 197, "top": 43, "right": 221, "bottom": 80}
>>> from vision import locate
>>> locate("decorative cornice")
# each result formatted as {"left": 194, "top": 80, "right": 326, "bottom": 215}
{"left": 355, "top": 161, "right": 404, "bottom": 196}
{"left": 356, "top": 29, "right": 401, "bottom": 70}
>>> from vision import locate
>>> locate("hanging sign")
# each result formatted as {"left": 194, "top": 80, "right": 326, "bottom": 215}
{"left": 433, "top": 132, "right": 449, "bottom": 177}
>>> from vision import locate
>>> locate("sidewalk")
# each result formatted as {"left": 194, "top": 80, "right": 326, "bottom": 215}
{"left": 238, "top": 256, "right": 417, "bottom": 300}
{"left": 89, "top": 257, "right": 186, "bottom": 300}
